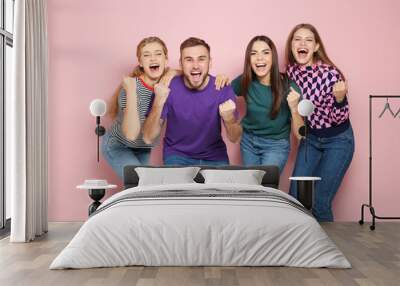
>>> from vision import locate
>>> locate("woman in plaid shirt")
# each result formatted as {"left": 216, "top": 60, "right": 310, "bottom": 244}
{"left": 285, "top": 23, "right": 355, "bottom": 222}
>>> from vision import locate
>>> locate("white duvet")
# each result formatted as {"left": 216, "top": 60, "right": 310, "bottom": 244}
{"left": 50, "top": 183, "right": 351, "bottom": 269}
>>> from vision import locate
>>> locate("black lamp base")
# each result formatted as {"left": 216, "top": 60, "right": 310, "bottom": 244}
{"left": 297, "top": 181, "right": 314, "bottom": 210}
{"left": 88, "top": 189, "right": 105, "bottom": 216}
{"left": 94, "top": 116, "right": 105, "bottom": 162}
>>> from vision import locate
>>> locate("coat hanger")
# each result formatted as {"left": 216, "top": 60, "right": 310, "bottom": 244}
{"left": 378, "top": 97, "right": 396, "bottom": 118}
{"left": 394, "top": 106, "right": 400, "bottom": 118}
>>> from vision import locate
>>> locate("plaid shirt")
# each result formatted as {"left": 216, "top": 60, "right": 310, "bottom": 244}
{"left": 287, "top": 62, "right": 349, "bottom": 130}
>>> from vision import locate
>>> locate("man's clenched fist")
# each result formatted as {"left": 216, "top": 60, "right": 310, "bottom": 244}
{"left": 219, "top": 99, "right": 236, "bottom": 124}
{"left": 154, "top": 83, "right": 170, "bottom": 107}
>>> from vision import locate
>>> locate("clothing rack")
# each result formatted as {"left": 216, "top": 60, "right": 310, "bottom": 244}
{"left": 359, "top": 95, "right": 400, "bottom": 230}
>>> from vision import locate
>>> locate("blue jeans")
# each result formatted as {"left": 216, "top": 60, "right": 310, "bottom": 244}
{"left": 164, "top": 155, "right": 229, "bottom": 166}
{"left": 289, "top": 126, "right": 355, "bottom": 222}
{"left": 101, "top": 132, "right": 151, "bottom": 179}
{"left": 240, "top": 130, "right": 290, "bottom": 173}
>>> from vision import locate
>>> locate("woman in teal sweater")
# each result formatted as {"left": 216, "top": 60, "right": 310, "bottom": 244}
{"left": 232, "top": 35, "right": 303, "bottom": 173}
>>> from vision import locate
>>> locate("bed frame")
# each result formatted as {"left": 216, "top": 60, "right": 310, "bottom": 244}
{"left": 123, "top": 165, "right": 280, "bottom": 189}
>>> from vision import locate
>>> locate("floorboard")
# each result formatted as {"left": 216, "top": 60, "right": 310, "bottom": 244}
{"left": 1, "top": 222, "right": 399, "bottom": 286}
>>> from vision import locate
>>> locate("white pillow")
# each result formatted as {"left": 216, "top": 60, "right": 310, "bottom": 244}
{"left": 135, "top": 167, "right": 201, "bottom": 186}
{"left": 200, "top": 169, "right": 266, "bottom": 185}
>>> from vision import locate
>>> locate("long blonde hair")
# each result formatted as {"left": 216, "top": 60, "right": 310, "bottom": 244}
{"left": 108, "top": 37, "right": 168, "bottom": 119}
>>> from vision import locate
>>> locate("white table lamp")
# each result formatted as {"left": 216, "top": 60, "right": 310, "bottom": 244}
{"left": 297, "top": 99, "right": 315, "bottom": 162}
{"left": 89, "top": 99, "right": 107, "bottom": 162}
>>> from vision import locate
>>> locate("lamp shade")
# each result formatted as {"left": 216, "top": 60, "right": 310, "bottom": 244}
{"left": 89, "top": 99, "right": 107, "bottom": 117}
{"left": 298, "top": 99, "right": 315, "bottom": 117}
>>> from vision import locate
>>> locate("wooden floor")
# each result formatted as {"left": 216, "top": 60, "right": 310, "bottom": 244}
{"left": 0, "top": 222, "right": 399, "bottom": 286}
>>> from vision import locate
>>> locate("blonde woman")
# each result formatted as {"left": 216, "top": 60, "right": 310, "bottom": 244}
{"left": 103, "top": 37, "right": 229, "bottom": 178}
{"left": 102, "top": 37, "right": 170, "bottom": 178}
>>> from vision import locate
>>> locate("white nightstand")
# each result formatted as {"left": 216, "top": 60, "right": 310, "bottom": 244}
{"left": 77, "top": 180, "right": 117, "bottom": 216}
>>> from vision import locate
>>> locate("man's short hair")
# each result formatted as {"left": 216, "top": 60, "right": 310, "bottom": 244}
{"left": 180, "top": 37, "right": 211, "bottom": 54}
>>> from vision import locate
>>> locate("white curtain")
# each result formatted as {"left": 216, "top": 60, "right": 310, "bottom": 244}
{"left": 8, "top": 0, "right": 48, "bottom": 242}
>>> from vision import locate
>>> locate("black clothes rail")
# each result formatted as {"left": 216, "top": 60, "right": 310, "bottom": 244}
{"left": 359, "top": 95, "right": 400, "bottom": 230}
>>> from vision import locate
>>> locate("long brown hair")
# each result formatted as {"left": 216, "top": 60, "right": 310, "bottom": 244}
{"left": 240, "top": 35, "right": 284, "bottom": 119}
{"left": 285, "top": 23, "right": 345, "bottom": 80}
{"left": 108, "top": 37, "right": 168, "bottom": 119}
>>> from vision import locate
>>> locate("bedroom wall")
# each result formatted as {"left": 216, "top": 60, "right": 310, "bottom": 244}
{"left": 47, "top": 0, "right": 400, "bottom": 221}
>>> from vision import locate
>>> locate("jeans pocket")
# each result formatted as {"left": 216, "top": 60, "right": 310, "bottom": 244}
{"left": 103, "top": 134, "right": 122, "bottom": 154}
{"left": 337, "top": 128, "right": 354, "bottom": 145}
{"left": 273, "top": 139, "right": 290, "bottom": 153}
{"left": 282, "top": 139, "right": 291, "bottom": 151}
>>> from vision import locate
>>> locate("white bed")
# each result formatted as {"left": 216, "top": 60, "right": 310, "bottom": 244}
{"left": 50, "top": 181, "right": 351, "bottom": 269}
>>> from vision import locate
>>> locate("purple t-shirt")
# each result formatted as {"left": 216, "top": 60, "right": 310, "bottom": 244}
{"left": 161, "top": 75, "right": 237, "bottom": 161}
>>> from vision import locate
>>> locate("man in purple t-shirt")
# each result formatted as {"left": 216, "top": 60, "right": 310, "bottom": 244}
{"left": 143, "top": 37, "right": 242, "bottom": 165}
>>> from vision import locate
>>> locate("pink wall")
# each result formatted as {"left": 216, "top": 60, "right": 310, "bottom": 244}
{"left": 47, "top": 0, "right": 400, "bottom": 221}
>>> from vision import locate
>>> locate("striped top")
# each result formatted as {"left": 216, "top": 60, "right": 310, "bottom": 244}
{"left": 110, "top": 77, "right": 154, "bottom": 148}
{"left": 287, "top": 62, "right": 350, "bottom": 137}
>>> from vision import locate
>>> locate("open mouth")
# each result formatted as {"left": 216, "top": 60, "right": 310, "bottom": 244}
{"left": 190, "top": 71, "right": 202, "bottom": 81}
{"left": 297, "top": 48, "right": 309, "bottom": 58}
{"left": 149, "top": 64, "right": 160, "bottom": 72}
{"left": 254, "top": 63, "right": 267, "bottom": 72}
